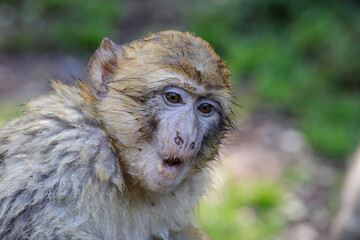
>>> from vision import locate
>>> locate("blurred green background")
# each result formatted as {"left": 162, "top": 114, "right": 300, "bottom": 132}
{"left": 0, "top": 0, "right": 359, "bottom": 239}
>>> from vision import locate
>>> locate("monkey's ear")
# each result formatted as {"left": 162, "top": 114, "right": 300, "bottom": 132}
{"left": 87, "top": 38, "right": 123, "bottom": 99}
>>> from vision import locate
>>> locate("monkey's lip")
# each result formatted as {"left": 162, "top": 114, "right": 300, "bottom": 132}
{"left": 156, "top": 156, "right": 185, "bottom": 179}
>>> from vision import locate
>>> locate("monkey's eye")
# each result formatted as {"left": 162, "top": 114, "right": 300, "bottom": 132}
{"left": 198, "top": 103, "right": 213, "bottom": 115}
{"left": 165, "top": 92, "right": 182, "bottom": 104}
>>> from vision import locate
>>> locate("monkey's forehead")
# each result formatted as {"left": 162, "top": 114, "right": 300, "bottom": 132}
{"left": 121, "top": 31, "right": 231, "bottom": 91}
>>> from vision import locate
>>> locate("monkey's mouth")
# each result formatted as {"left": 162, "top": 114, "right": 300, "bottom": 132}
{"left": 163, "top": 157, "right": 182, "bottom": 167}
{"left": 157, "top": 156, "right": 185, "bottom": 179}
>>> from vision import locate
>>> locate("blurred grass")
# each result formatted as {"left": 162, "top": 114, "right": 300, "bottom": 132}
{"left": 197, "top": 163, "right": 337, "bottom": 240}
{"left": 197, "top": 180, "right": 286, "bottom": 240}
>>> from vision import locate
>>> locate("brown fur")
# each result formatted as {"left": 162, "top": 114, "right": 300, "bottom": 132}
{"left": 0, "top": 31, "right": 231, "bottom": 239}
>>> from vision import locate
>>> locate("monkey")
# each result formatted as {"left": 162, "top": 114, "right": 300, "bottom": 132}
{"left": 0, "top": 30, "right": 232, "bottom": 240}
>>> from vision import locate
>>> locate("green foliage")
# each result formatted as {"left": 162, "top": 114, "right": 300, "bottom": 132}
{"left": 188, "top": 0, "right": 360, "bottom": 161}
{"left": 0, "top": 0, "right": 122, "bottom": 53}
{"left": 198, "top": 180, "right": 286, "bottom": 240}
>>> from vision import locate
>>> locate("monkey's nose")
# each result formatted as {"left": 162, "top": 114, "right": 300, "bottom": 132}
{"left": 174, "top": 131, "right": 197, "bottom": 155}
{"left": 174, "top": 136, "right": 183, "bottom": 146}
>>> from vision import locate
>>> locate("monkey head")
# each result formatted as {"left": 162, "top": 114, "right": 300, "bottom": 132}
{"left": 87, "top": 31, "right": 231, "bottom": 193}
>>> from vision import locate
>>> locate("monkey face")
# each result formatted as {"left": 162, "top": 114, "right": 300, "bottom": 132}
{"left": 112, "top": 83, "right": 226, "bottom": 193}
{"left": 144, "top": 86, "right": 222, "bottom": 192}
{"left": 157, "top": 86, "right": 220, "bottom": 160}
{"left": 88, "top": 31, "right": 232, "bottom": 193}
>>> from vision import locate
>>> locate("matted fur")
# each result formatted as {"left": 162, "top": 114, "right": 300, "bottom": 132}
{"left": 0, "top": 31, "right": 231, "bottom": 239}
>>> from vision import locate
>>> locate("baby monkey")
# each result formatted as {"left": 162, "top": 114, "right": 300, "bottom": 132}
{"left": 0, "top": 30, "right": 232, "bottom": 239}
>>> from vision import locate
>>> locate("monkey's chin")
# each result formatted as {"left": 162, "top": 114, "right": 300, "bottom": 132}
{"left": 144, "top": 158, "right": 191, "bottom": 193}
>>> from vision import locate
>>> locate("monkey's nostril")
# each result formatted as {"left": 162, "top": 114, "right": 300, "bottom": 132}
{"left": 174, "top": 136, "right": 183, "bottom": 146}
{"left": 190, "top": 142, "right": 195, "bottom": 150}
